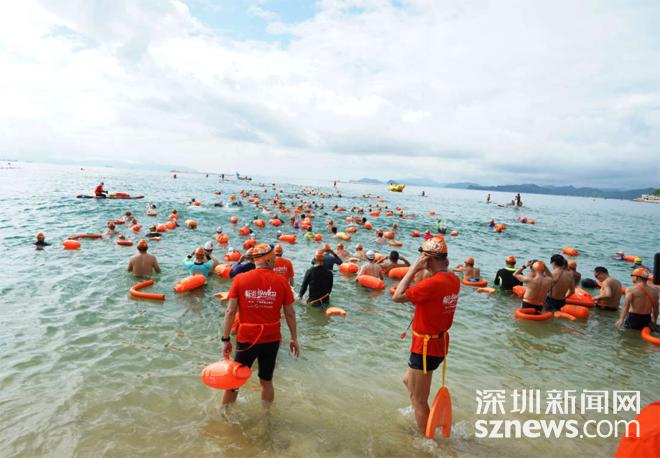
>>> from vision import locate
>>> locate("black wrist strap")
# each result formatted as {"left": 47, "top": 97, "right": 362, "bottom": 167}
{"left": 221, "top": 336, "right": 230, "bottom": 342}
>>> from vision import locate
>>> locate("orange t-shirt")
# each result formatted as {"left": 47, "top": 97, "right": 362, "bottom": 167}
{"left": 228, "top": 268, "right": 294, "bottom": 344}
{"left": 273, "top": 257, "right": 294, "bottom": 280}
{"left": 405, "top": 271, "right": 460, "bottom": 357}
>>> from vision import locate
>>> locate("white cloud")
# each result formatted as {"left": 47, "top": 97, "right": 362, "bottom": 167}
{"left": 0, "top": 0, "right": 658, "bottom": 186}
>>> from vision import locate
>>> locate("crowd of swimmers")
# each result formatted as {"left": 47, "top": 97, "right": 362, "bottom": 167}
{"left": 34, "top": 182, "right": 659, "bottom": 439}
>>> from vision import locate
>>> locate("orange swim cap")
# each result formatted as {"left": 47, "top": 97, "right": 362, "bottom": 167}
{"left": 251, "top": 243, "right": 275, "bottom": 261}
{"left": 137, "top": 239, "right": 148, "bottom": 250}
{"left": 323, "top": 243, "right": 331, "bottom": 252}
{"left": 567, "top": 261, "right": 577, "bottom": 269}
{"left": 465, "top": 257, "right": 475, "bottom": 265}
{"left": 506, "top": 255, "right": 516, "bottom": 264}
{"left": 631, "top": 268, "right": 649, "bottom": 279}
{"left": 194, "top": 247, "right": 206, "bottom": 256}
{"left": 314, "top": 250, "right": 325, "bottom": 262}
{"left": 274, "top": 244, "right": 283, "bottom": 255}
{"left": 532, "top": 261, "right": 546, "bottom": 272}
{"left": 421, "top": 238, "right": 447, "bottom": 256}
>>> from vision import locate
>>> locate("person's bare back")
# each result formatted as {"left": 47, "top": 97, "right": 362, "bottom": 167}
{"left": 550, "top": 268, "right": 575, "bottom": 300}
{"left": 524, "top": 274, "right": 553, "bottom": 305}
{"left": 128, "top": 252, "right": 161, "bottom": 278}
{"left": 628, "top": 284, "right": 659, "bottom": 315}
{"left": 597, "top": 277, "right": 622, "bottom": 309}
{"left": 358, "top": 262, "right": 383, "bottom": 279}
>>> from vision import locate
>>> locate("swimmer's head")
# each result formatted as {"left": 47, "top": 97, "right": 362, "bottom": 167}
{"left": 172, "top": 209, "right": 177, "bottom": 214}
{"left": 531, "top": 261, "right": 546, "bottom": 272}
{"left": 506, "top": 255, "right": 516, "bottom": 266}
{"left": 337, "top": 242, "right": 344, "bottom": 249}
{"left": 465, "top": 257, "right": 475, "bottom": 266}
{"left": 593, "top": 266, "right": 608, "bottom": 278}
{"left": 550, "top": 254, "right": 567, "bottom": 267}
{"left": 108, "top": 222, "right": 116, "bottom": 229}
{"left": 631, "top": 268, "right": 649, "bottom": 281}
{"left": 36, "top": 232, "right": 45, "bottom": 241}
{"left": 376, "top": 229, "right": 384, "bottom": 236}
{"left": 634, "top": 257, "right": 642, "bottom": 265}
{"left": 274, "top": 244, "right": 283, "bottom": 256}
{"left": 125, "top": 211, "right": 132, "bottom": 216}
{"left": 251, "top": 243, "right": 276, "bottom": 267}
{"left": 216, "top": 226, "right": 223, "bottom": 234}
{"left": 137, "top": 239, "right": 148, "bottom": 252}
{"left": 567, "top": 261, "right": 577, "bottom": 270}
{"left": 194, "top": 247, "right": 206, "bottom": 259}
{"left": 389, "top": 251, "right": 400, "bottom": 262}
{"left": 314, "top": 250, "right": 325, "bottom": 264}
{"left": 150, "top": 225, "right": 157, "bottom": 232}
{"left": 323, "top": 243, "right": 331, "bottom": 252}
{"left": 366, "top": 250, "right": 376, "bottom": 261}
{"left": 356, "top": 243, "right": 364, "bottom": 251}
{"left": 204, "top": 241, "right": 214, "bottom": 252}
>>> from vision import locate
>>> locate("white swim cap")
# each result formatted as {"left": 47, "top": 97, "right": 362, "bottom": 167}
{"left": 228, "top": 247, "right": 234, "bottom": 252}
{"left": 366, "top": 250, "right": 375, "bottom": 260}
{"left": 216, "top": 226, "right": 223, "bottom": 233}
{"left": 204, "top": 241, "right": 214, "bottom": 250}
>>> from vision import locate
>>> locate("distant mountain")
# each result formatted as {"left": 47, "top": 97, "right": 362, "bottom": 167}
{"left": 459, "top": 183, "right": 657, "bottom": 200}
{"left": 351, "top": 178, "right": 385, "bottom": 184}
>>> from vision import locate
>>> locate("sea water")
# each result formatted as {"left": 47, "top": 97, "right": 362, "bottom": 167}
{"left": 0, "top": 163, "right": 658, "bottom": 457}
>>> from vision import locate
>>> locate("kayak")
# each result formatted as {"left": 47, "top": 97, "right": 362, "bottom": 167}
{"left": 76, "top": 194, "right": 144, "bottom": 199}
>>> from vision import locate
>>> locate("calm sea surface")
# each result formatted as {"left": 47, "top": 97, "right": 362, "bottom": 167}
{"left": 0, "top": 163, "right": 658, "bottom": 457}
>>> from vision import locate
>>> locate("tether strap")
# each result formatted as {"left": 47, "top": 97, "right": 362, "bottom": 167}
{"left": 412, "top": 331, "right": 442, "bottom": 374}
{"left": 307, "top": 293, "right": 330, "bottom": 305}
{"left": 235, "top": 321, "right": 279, "bottom": 353}
{"left": 441, "top": 333, "right": 448, "bottom": 387}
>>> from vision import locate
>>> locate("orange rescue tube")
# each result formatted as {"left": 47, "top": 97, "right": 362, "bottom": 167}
{"left": 462, "top": 278, "right": 488, "bottom": 287}
{"left": 562, "top": 246, "right": 579, "bottom": 256}
{"left": 477, "top": 287, "right": 496, "bottom": 294}
{"left": 131, "top": 224, "right": 142, "bottom": 232}
{"left": 623, "top": 255, "right": 637, "bottom": 262}
{"left": 514, "top": 308, "right": 553, "bottom": 321}
{"left": 512, "top": 285, "right": 525, "bottom": 298}
{"left": 411, "top": 230, "right": 421, "bottom": 237}
{"left": 116, "top": 240, "right": 133, "bottom": 246}
{"left": 339, "top": 262, "right": 359, "bottom": 274}
{"left": 554, "top": 311, "right": 576, "bottom": 321}
{"left": 325, "top": 307, "right": 347, "bottom": 317}
{"left": 388, "top": 266, "right": 409, "bottom": 279}
{"left": 269, "top": 219, "right": 282, "bottom": 227}
{"left": 278, "top": 234, "right": 297, "bottom": 244}
{"left": 565, "top": 288, "right": 594, "bottom": 307}
{"left": 357, "top": 275, "right": 385, "bottom": 289}
{"left": 640, "top": 327, "right": 660, "bottom": 346}
{"left": 426, "top": 386, "right": 452, "bottom": 439}
{"left": 174, "top": 274, "right": 206, "bottom": 293}
{"left": 560, "top": 305, "right": 590, "bottom": 319}
{"left": 214, "top": 263, "right": 233, "bottom": 279}
{"left": 383, "top": 231, "right": 395, "bottom": 239}
{"left": 129, "top": 280, "right": 165, "bottom": 301}
{"left": 68, "top": 234, "right": 102, "bottom": 240}
{"left": 200, "top": 358, "right": 252, "bottom": 390}
{"left": 224, "top": 251, "right": 241, "bottom": 262}
{"left": 63, "top": 240, "right": 81, "bottom": 250}
{"left": 388, "top": 240, "right": 402, "bottom": 247}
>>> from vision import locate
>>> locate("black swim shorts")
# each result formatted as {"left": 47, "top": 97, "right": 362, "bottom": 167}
{"left": 408, "top": 352, "right": 443, "bottom": 372}
{"left": 521, "top": 301, "right": 543, "bottom": 313}
{"left": 235, "top": 340, "right": 280, "bottom": 381}
{"left": 624, "top": 313, "right": 652, "bottom": 330}
{"left": 544, "top": 296, "right": 566, "bottom": 311}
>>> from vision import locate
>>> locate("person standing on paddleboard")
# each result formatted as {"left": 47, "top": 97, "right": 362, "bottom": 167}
{"left": 392, "top": 237, "right": 460, "bottom": 435}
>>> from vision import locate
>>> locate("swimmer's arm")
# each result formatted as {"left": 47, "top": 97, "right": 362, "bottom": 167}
{"left": 392, "top": 255, "right": 425, "bottom": 303}
{"left": 222, "top": 298, "right": 239, "bottom": 340}
{"left": 298, "top": 270, "right": 310, "bottom": 299}
{"left": 615, "top": 292, "right": 632, "bottom": 329}
{"left": 154, "top": 258, "right": 161, "bottom": 274}
{"left": 400, "top": 257, "right": 411, "bottom": 267}
{"left": 595, "top": 283, "right": 612, "bottom": 302}
{"left": 283, "top": 304, "right": 299, "bottom": 356}
{"left": 127, "top": 259, "right": 133, "bottom": 272}
{"left": 355, "top": 265, "right": 366, "bottom": 279}
{"left": 565, "top": 280, "right": 575, "bottom": 299}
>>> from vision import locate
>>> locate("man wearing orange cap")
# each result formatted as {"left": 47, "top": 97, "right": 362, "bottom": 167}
{"left": 222, "top": 243, "right": 299, "bottom": 406}
{"left": 453, "top": 257, "right": 481, "bottom": 282}
{"left": 391, "top": 238, "right": 460, "bottom": 435}
{"left": 182, "top": 247, "right": 214, "bottom": 276}
{"left": 317, "top": 243, "right": 342, "bottom": 271}
{"left": 272, "top": 244, "right": 295, "bottom": 286}
{"left": 615, "top": 268, "right": 658, "bottom": 330}
{"left": 34, "top": 232, "right": 51, "bottom": 249}
{"left": 493, "top": 256, "right": 521, "bottom": 291}
{"left": 513, "top": 260, "right": 553, "bottom": 313}
{"left": 128, "top": 240, "right": 161, "bottom": 278}
{"left": 335, "top": 242, "right": 350, "bottom": 259}
{"left": 299, "top": 250, "right": 334, "bottom": 306}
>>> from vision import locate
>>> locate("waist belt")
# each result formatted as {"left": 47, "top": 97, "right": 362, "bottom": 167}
{"left": 236, "top": 321, "right": 280, "bottom": 352}
{"left": 307, "top": 293, "right": 330, "bottom": 305}
{"left": 412, "top": 331, "right": 445, "bottom": 374}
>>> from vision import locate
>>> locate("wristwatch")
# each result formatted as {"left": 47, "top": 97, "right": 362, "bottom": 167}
{"left": 221, "top": 336, "right": 230, "bottom": 342}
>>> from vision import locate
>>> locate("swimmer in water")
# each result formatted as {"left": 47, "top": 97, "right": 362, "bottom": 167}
{"left": 204, "top": 241, "right": 220, "bottom": 271}
{"left": 593, "top": 267, "right": 623, "bottom": 310}
{"left": 357, "top": 250, "right": 383, "bottom": 279}
{"left": 453, "top": 257, "right": 481, "bottom": 282}
{"left": 377, "top": 250, "right": 410, "bottom": 275}
{"left": 375, "top": 230, "right": 386, "bottom": 244}
{"left": 34, "top": 232, "right": 51, "bottom": 249}
{"left": 513, "top": 260, "right": 553, "bottom": 313}
{"left": 182, "top": 247, "right": 214, "bottom": 276}
{"left": 351, "top": 243, "right": 366, "bottom": 262}
{"left": 335, "top": 242, "right": 350, "bottom": 259}
{"left": 145, "top": 225, "right": 162, "bottom": 238}
{"left": 128, "top": 240, "right": 161, "bottom": 278}
{"left": 103, "top": 222, "right": 117, "bottom": 238}
{"left": 544, "top": 254, "right": 575, "bottom": 312}
{"left": 615, "top": 268, "right": 658, "bottom": 330}
{"left": 567, "top": 261, "right": 581, "bottom": 285}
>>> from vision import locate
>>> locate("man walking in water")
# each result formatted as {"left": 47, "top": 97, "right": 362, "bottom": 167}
{"left": 615, "top": 269, "right": 658, "bottom": 330}
{"left": 392, "top": 238, "right": 460, "bottom": 435}
{"left": 221, "top": 243, "right": 299, "bottom": 407}
{"left": 514, "top": 260, "right": 553, "bottom": 312}
{"left": 127, "top": 240, "right": 161, "bottom": 278}
{"left": 593, "top": 266, "right": 622, "bottom": 310}
{"left": 544, "top": 254, "right": 575, "bottom": 311}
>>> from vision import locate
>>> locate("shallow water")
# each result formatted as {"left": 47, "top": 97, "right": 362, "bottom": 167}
{"left": 0, "top": 163, "right": 658, "bottom": 457}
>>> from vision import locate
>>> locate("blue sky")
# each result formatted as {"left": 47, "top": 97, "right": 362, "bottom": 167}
{"left": 0, "top": 0, "right": 658, "bottom": 187}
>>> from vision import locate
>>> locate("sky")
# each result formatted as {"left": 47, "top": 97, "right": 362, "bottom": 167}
{"left": 1, "top": 0, "right": 659, "bottom": 187}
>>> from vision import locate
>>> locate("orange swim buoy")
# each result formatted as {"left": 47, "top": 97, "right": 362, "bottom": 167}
{"left": 279, "top": 234, "right": 297, "bottom": 244}
{"left": 512, "top": 285, "right": 525, "bottom": 298}
{"left": 216, "top": 234, "right": 229, "bottom": 244}
{"left": 339, "top": 262, "right": 359, "bottom": 274}
{"left": 357, "top": 275, "right": 385, "bottom": 289}
{"left": 165, "top": 221, "right": 176, "bottom": 230}
{"left": 192, "top": 201, "right": 201, "bottom": 206}
{"left": 477, "top": 287, "right": 496, "bottom": 294}
{"left": 364, "top": 222, "right": 373, "bottom": 230}
{"left": 114, "top": 220, "right": 125, "bottom": 225}
{"left": 450, "top": 230, "right": 459, "bottom": 236}
{"left": 254, "top": 219, "right": 265, "bottom": 228}
{"left": 325, "top": 307, "right": 347, "bottom": 317}
{"left": 565, "top": 288, "right": 594, "bottom": 307}
{"left": 560, "top": 305, "right": 590, "bottom": 319}
{"left": 562, "top": 246, "right": 579, "bottom": 256}
{"left": 462, "top": 278, "right": 487, "bottom": 287}
{"left": 269, "top": 219, "right": 282, "bottom": 227}
{"left": 345, "top": 226, "right": 357, "bottom": 233}
{"left": 554, "top": 311, "right": 576, "bottom": 321}
{"left": 131, "top": 224, "right": 142, "bottom": 232}
{"left": 640, "top": 327, "right": 660, "bottom": 346}
{"left": 388, "top": 267, "right": 409, "bottom": 279}
{"left": 514, "top": 308, "right": 553, "bottom": 321}
{"left": 147, "top": 212, "right": 157, "bottom": 217}
{"left": 411, "top": 230, "right": 421, "bottom": 237}
{"left": 614, "top": 401, "right": 660, "bottom": 457}
{"left": 200, "top": 358, "right": 252, "bottom": 390}
{"left": 370, "top": 211, "right": 380, "bottom": 217}
{"left": 383, "top": 231, "right": 395, "bottom": 239}
{"left": 388, "top": 240, "right": 402, "bottom": 247}
{"left": 156, "top": 224, "right": 167, "bottom": 232}
{"left": 116, "top": 240, "right": 133, "bottom": 246}
{"left": 63, "top": 240, "right": 81, "bottom": 250}
{"left": 238, "top": 226, "right": 251, "bottom": 236}
{"left": 129, "top": 280, "right": 165, "bottom": 301}
{"left": 314, "top": 234, "right": 323, "bottom": 242}
{"left": 174, "top": 274, "right": 206, "bottom": 293}
{"left": 622, "top": 255, "right": 638, "bottom": 262}
{"left": 68, "top": 234, "right": 102, "bottom": 240}
{"left": 214, "top": 264, "right": 232, "bottom": 279}
{"left": 243, "top": 239, "right": 256, "bottom": 250}
{"left": 224, "top": 251, "right": 241, "bottom": 262}
{"left": 229, "top": 216, "right": 239, "bottom": 224}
